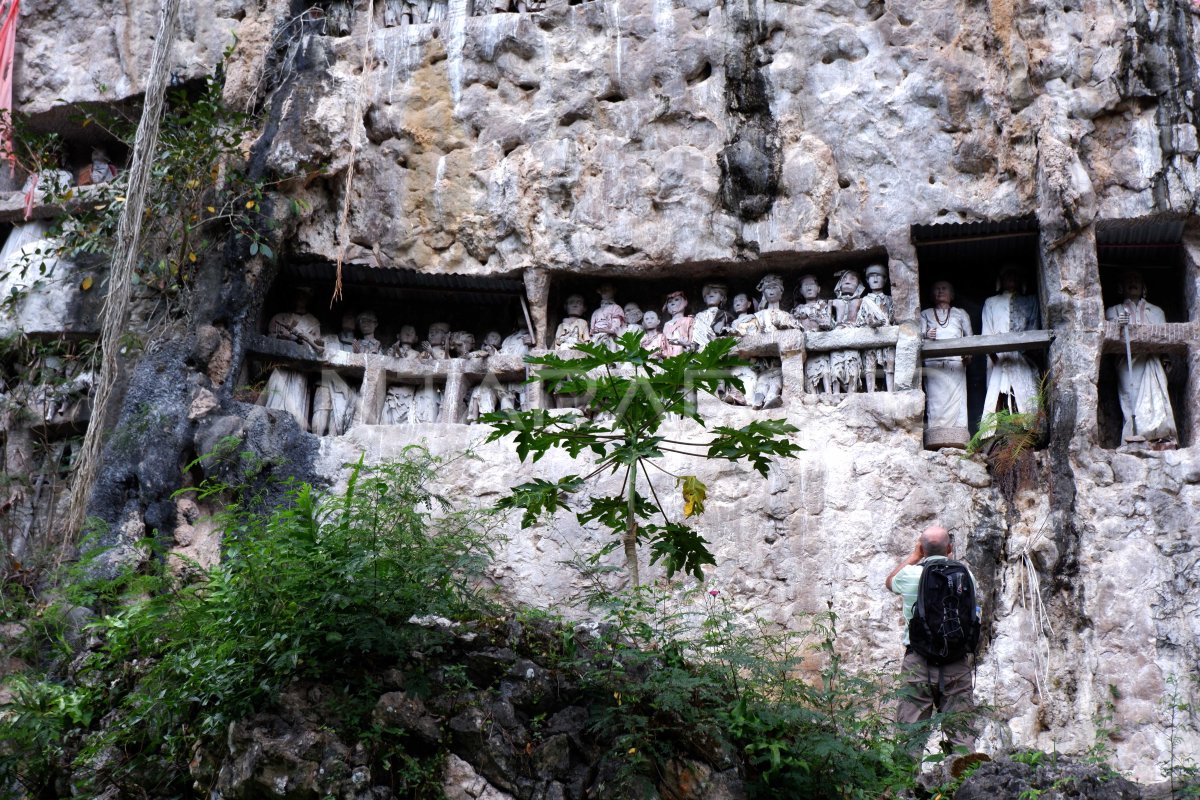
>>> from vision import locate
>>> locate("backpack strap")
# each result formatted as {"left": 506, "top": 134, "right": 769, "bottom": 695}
{"left": 914, "top": 557, "right": 933, "bottom": 621}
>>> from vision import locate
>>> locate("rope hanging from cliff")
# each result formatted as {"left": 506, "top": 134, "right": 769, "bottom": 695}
{"left": 332, "top": 0, "right": 377, "bottom": 305}
{"left": 63, "top": 0, "right": 183, "bottom": 555}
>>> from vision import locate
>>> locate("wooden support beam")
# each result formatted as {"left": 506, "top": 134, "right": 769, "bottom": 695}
{"left": 921, "top": 329, "right": 1054, "bottom": 358}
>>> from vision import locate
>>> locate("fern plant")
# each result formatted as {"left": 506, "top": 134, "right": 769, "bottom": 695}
{"left": 966, "top": 377, "right": 1050, "bottom": 504}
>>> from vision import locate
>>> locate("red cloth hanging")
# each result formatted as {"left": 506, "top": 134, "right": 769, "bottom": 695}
{"left": 0, "top": 0, "right": 19, "bottom": 172}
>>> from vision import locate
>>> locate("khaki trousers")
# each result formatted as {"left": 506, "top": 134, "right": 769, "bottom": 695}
{"left": 896, "top": 649, "right": 976, "bottom": 753}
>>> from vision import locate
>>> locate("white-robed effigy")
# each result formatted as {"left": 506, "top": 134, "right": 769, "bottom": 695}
{"left": 1105, "top": 299, "right": 1177, "bottom": 443}
{"left": 921, "top": 306, "right": 973, "bottom": 447}
{"left": 978, "top": 291, "right": 1041, "bottom": 437}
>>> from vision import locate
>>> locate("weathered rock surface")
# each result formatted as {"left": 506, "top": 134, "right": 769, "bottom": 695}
{"left": 955, "top": 754, "right": 1145, "bottom": 800}
{"left": 4, "top": 0, "right": 1200, "bottom": 785}
{"left": 193, "top": 618, "right": 747, "bottom": 800}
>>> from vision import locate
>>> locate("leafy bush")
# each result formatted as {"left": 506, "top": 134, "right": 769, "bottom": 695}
{"left": 0, "top": 446, "right": 498, "bottom": 796}
{"left": 573, "top": 586, "right": 926, "bottom": 799}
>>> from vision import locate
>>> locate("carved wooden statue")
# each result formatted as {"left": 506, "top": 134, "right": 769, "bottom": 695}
{"left": 421, "top": 322, "right": 451, "bottom": 360}
{"left": 554, "top": 294, "right": 590, "bottom": 350}
{"left": 857, "top": 264, "right": 896, "bottom": 393}
{"left": 693, "top": 283, "right": 733, "bottom": 347}
{"left": 660, "top": 291, "right": 694, "bottom": 357}
{"left": 590, "top": 283, "right": 626, "bottom": 350}
{"left": 829, "top": 269, "right": 865, "bottom": 394}
{"left": 792, "top": 273, "right": 832, "bottom": 394}
{"left": 383, "top": 385, "right": 416, "bottom": 425}
{"left": 261, "top": 288, "right": 323, "bottom": 430}
{"left": 621, "top": 303, "right": 644, "bottom": 337}
{"left": 388, "top": 325, "right": 420, "bottom": 359}
{"left": 754, "top": 274, "right": 798, "bottom": 333}
{"left": 979, "top": 264, "right": 1040, "bottom": 432}
{"left": 1104, "top": 270, "right": 1177, "bottom": 445}
{"left": 921, "top": 280, "right": 973, "bottom": 448}
{"left": 354, "top": 311, "right": 382, "bottom": 355}
{"left": 501, "top": 328, "right": 533, "bottom": 356}
{"left": 730, "top": 293, "right": 762, "bottom": 338}
{"left": 641, "top": 310, "right": 665, "bottom": 356}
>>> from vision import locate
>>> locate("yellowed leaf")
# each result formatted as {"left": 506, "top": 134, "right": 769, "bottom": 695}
{"left": 80, "top": 275, "right": 93, "bottom": 291}
{"left": 679, "top": 475, "right": 707, "bottom": 518}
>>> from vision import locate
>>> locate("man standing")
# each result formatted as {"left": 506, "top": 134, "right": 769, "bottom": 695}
{"left": 885, "top": 526, "right": 979, "bottom": 755}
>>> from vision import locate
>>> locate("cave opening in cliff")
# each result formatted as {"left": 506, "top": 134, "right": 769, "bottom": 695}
{"left": 260, "top": 260, "right": 530, "bottom": 350}
{"left": 911, "top": 216, "right": 1046, "bottom": 441}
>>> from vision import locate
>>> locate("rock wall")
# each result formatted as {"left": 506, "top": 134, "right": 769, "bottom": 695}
{"left": 6, "top": 0, "right": 1200, "bottom": 783}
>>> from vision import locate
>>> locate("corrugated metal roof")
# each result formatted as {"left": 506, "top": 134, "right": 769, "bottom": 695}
{"left": 911, "top": 214, "right": 1039, "bottom": 243}
{"left": 284, "top": 260, "right": 525, "bottom": 292}
{"left": 1096, "top": 217, "right": 1186, "bottom": 271}
{"left": 911, "top": 216, "right": 1040, "bottom": 284}
{"left": 279, "top": 261, "right": 527, "bottom": 306}
{"left": 1095, "top": 217, "right": 1185, "bottom": 246}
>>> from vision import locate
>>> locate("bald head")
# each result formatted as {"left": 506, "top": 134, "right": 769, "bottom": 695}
{"left": 920, "top": 526, "right": 951, "bottom": 557}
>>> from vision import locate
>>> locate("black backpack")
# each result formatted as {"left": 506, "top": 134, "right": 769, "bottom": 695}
{"left": 909, "top": 559, "right": 981, "bottom": 666}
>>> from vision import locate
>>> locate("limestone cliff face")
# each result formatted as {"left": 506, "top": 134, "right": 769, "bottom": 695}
{"left": 9, "top": 0, "right": 1200, "bottom": 782}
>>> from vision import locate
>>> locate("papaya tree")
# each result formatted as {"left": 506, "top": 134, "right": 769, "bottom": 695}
{"left": 482, "top": 333, "right": 801, "bottom": 587}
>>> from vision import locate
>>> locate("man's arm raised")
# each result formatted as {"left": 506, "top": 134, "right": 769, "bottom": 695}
{"left": 885, "top": 538, "right": 924, "bottom": 592}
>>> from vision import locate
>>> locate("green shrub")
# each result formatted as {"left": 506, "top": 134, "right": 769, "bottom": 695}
{"left": 573, "top": 586, "right": 926, "bottom": 799}
{"left": 0, "top": 446, "right": 498, "bottom": 796}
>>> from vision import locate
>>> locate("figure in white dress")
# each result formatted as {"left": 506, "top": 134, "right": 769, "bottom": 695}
{"left": 413, "top": 383, "right": 442, "bottom": 423}
{"left": 312, "top": 314, "right": 359, "bottom": 436}
{"left": 261, "top": 288, "right": 323, "bottom": 431}
{"left": 979, "top": 265, "right": 1041, "bottom": 436}
{"left": 921, "top": 281, "right": 973, "bottom": 449}
{"left": 1105, "top": 271, "right": 1177, "bottom": 445}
